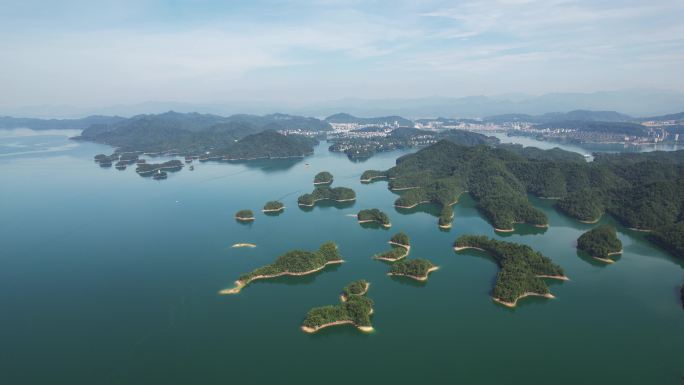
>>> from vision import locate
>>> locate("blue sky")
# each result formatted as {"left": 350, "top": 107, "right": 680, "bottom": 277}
{"left": 1, "top": 0, "right": 683, "bottom": 108}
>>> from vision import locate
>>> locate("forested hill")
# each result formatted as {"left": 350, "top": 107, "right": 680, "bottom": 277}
{"left": 367, "top": 141, "right": 684, "bottom": 256}
{"left": 0, "top": 115, "right": 125, "bottom": 130}
{"left": 324, "top": 113, "right": 414, "bottom": 127}
{"left": 72, "top": 111, "right": 328, "bottom": 155}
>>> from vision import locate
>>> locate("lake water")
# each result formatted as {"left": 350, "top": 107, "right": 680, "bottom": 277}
{"left": 1, "top": 130, "right": 683, "bottom": 385}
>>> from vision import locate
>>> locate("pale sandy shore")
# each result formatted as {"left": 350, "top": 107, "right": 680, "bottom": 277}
{"left": 390, "top": 186, "right": 419, "bottom": 191}
{"left": 494, "top": 227, "right": 515, "bottom": 232}
{"left": 394, "top": 200, "right": 429, "bottom": 209}
{"left": 578, "top": 217, "right": 601, "bottom": 224}
{"left": 439, "top": 223, "right": 452, "bottom": 229}
{"left": 453, "top": 246, "right": 485, "bottom": 252}
{"left": 374, "top": 248, "right": 409, "bottom": 262}
{"left": 493, "top": 292, "right": 555, "bottom": 308}
{"left": 628, "top": 227, "right": 652, "bottom": 232}
{"left": 219, "top": 260, "right": 344, "bottom": 295}
{"left": 313, "top": 181, "right": 333, "bottom": 185}
{"left": 301, "top": 320, "right": 374, "bottom": 334}
{"left": 592, "top": 249, "right": 623, "bottom": 264}
{"left": 388, "top": 266, "right": 439, "bottom": 281}
{"left": 536, "top": 274, "right": 570, "bottom": 281}
{"left": 360, "top": 175, "right": 387, "bottom": 183}
{"left": 358, "top": 218, "right": 391, "bottom": 228}
{"left": 235, "top": 216, "right": 255, "bottom": 222}
{"left": 388, "top": 241, "right": 410, "bottom": 250}
{"left": 262, "top": 207, "right": 285, "bottom": 213}
{"left": 231, "top": 243, "right": 256, "bottom": 248}
{"left": 298, "top": 197, "right": 356, "bottom": 207}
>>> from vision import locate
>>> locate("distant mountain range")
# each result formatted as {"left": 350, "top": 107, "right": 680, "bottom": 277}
{"left": 3, "top": 89, "right": 684, "bottom": 119}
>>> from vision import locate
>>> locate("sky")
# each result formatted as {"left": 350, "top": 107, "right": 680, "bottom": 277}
{"left": 1, "top": 0, "right": 683, "bottom": 109}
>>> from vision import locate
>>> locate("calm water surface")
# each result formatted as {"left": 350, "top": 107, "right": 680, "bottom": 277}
{"left": 1, "top": 130, "right": 683, "bottom": 385}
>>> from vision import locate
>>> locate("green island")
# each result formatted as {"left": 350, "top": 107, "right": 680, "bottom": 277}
{"left": 135, "top": 160, "right": 183, "bottom": 175}
{"left": 313, "top": 171, "right": 333, "bottom": 185}
{"left": 375, "top": 232, "right": 410, "bottom": 261}
{"left": 388, "top": 258, "right": 438, "bottom": 281}
{"left": 297, "top": 186, "right": 356, "bottom": 207}
{"left": 221, "top": 242, "right": 343, "bottom": 294}
{"left": 454, "top": 235, "right": 567, "bottom": 307}
{"left": 357, "top": 209, "right": 391, "bottom": 228}
{"left": 577, "top": 225, "right": 623, "bottom": 263}
{"left": 341, "top": 279, "right": 369, "bottom": 301}
{"left": 262, "top": 201, "right": 285, "bottom": 213}
{"left": 235, "top": 209, "right": 255, "bottom": 221}
{"left": 302, "top": 280, "right": 374, "bottom": 333}
{"left": 360, "top": 170, "right": 389, "bottom": 183}
{"left": 363, "top": 140, "right": 684, "bottom": 256}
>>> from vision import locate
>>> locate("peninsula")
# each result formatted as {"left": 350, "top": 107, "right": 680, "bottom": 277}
{"left": 262, "top": 201, "right": 285, "bottom": 213}
{"left": 220, "top": 242, "right": 343, "bottom": 294}
{"left": 360, "top": 170, "right": 389, "bottom": 183}
{"left": 313, "top": 171, "right": 333, "bottom": 185}
{"left": 302, "top": 280, "right": 374, "bottom": 333}
{"left": 375, "top": 232, "right": 411, "bottom": 262}
{"left": 388, "top": 258, "right": 438, "bottom": 281}
{"left": 454, "top": 235, "right": 567, "bottom": 307}
{"left": 235, "top": 209, "right": 255, "bottom": 222}
{"left": 357, "top": 209, "right": 391, "bottom": 228}
{"left": 577, "top": 225, "right": 623, "bottom": 263}
{"left": 341, "top": 279, "right": 369, "bottom": 301}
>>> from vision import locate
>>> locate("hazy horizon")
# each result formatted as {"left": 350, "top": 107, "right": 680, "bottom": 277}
{"left": 2, "top": 0, "right": 683, "bottom": 112}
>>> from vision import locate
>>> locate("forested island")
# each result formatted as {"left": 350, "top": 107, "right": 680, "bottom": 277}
{"left": 136, "top": 160, "right": 183, "bottom": 175}
{"left": 341, "top": 279, "right": 369, "bottom": 301}
{"left": 374, "top": 232, "right": 411, "bottom": 262}
{"left": 262, "top": 201, "right": 285, "bottom": 213}
{"left": 302, "top": 280, "right": 374, "bottom": 333}
{"left": 221, "top": 242, "right": 343, "bottom": 294}
{"left": 388, "top": 258, "right": 437, "bottom": 281}
{"left": 297, "top": 186, "right": 356, "bottom": 207}
{"left": 577, "top": 225, "right": 623, "bottom": 263}
{"left": 73, "top": 111, "right": 323, "bottom": 162}
{"left": 454, "top": 235, "right": 567, "bottom": 307}
{"left": 313, "top": 171, "right": 333, "bottom": 185}
{"left": 364, "top": 140, "right": 684, "bottom": 254}
{"left": 357, "top": 209, "right": 391, "bottom": 228}
{"left": 235, "top": 209, "right": 255, "bottom": 222}
{"left": 360, "top": 170, "right": 389, "bottom": 183}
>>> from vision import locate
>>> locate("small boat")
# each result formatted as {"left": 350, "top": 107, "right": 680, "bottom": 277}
{"left": 153, "top": 170, "right": 168, "bottom": 180}
{"left": 189, "top": 165, "right": 194, "bottom": 171}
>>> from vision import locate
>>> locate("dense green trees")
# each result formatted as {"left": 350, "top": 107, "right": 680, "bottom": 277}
{"left": 342, "top": 280, "right": 369, "bottom": 299}
{"left": 302, "top": 280, "right": 374, "bottom": 332}
{"left": 135, "top": 160, "right": 183, "bottom": 175}
{"left": 374, "top": 247, "right": 409, "bottom": 262}
{"left": 237, "top": 242, "right": 342, "bottom": 283}
{"left": 297, "top": 186, "right": 356, "bottom": 206}
{"left": 357, "top": 209, "right": 391, "bottom": 227}
{"left": 235, "top": 209, "right": 255, "bottom": 221}
{"left": 314, "top": 171, "right": 333, "bottom": 185}
{"left": 262, "top": 201, "right": 284, "bottom": 212}
{"left": 577, "top": 225, "right": 623, "bottom": 260}
{"left": 390, "top": 232, "right": 410, "bottom": 247}
{"left": 649, "top": 222, "right": 684, "bottom": 259}
{"left": 364, "top": 140, "right": 684, "bottom": 258}
{"left": 388, "top": 258, "right": 436, "bottom": 280}
{"left": 454, "top": 235, "right": 566, "bottom": 305}
{"left": 360, "top": 170, "right": 388, "bottom": 182}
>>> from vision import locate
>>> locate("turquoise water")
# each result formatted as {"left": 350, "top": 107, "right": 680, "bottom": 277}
{"left": 1, "top": 131, "right": 683, "bottom": 385}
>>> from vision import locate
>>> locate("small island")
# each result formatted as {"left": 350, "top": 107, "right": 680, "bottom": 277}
{"left": 302, "top": 280, "right": 374, "bottom": 333}
{"left": 313, "top": 171, "right": 334, "bottom": 185}
{"left": 375, "top": 232, "right": 411, "bottom": 262}
{"left": 297, "top": 186, "right": 356, "bottom": 207}
{"left": 388, "top": 258, "right": 438, "bottom": 281}
{"left": 360, "top": 170, "right": 388, "bottom": 183}
{"left": 220, "top": 242, "right": 343, "bottom": 294}
{"left": 136, "top": 160, "right": 183, "bottom": 175}
{"left": 454, "top": 235, "right": 567, "bottom": 307}
{"left": 357, "top": 209, "right": 391, "bottom": 228}
{"left": 262, "top": 201, "right": 285, "bottom": 213}
{"left": 577, "top": 224, "right": 623, "bottom": 263}
{"left": 341, "top": 279, "right": 369, "bottom": 301}
{"left": 235, "top": 209, "right": 255, "bottom": 222}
